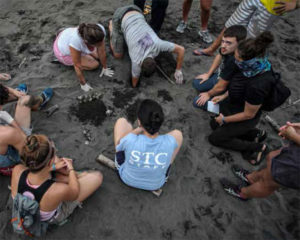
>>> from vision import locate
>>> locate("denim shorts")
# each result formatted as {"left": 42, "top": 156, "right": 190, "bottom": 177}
{"left": 0, "top": 146, "right": 21, "bottom": 168}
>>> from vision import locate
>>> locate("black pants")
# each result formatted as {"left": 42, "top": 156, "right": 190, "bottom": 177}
{"left": 208, "top": 99, "right": 263, "bottom": 158}
{"left": 134, "top": 0, "right": 169, "bottom": 33}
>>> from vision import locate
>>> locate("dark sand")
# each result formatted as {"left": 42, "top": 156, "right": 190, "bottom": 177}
{"left": 0, "top": 0, "right": 300, "bottom": 239}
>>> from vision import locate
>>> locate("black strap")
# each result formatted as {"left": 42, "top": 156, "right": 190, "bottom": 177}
{"left": 18, "top": 170, "right": 54, "bottom": 203}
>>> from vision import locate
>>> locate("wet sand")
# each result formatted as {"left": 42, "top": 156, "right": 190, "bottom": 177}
{"left": 0, "top": 0, "right": 299, "bottom": 239}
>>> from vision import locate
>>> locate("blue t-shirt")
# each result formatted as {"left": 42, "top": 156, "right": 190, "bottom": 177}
{"left": 116, "top": 133, "right": 178, "bottom": 190}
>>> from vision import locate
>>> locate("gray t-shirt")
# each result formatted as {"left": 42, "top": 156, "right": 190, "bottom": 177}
{"left": 121, "top": 13, "right": 175, "bottom": 77}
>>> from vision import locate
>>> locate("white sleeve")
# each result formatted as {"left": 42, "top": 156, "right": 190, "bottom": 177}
{"left": 132, "top": 62, "right": 141, "bottom": 78}
{"left": 0, "top": 111, "right": 14, "bottom": 124}
{"left": 158, "top": 40, "right": 175, "bottom": 53}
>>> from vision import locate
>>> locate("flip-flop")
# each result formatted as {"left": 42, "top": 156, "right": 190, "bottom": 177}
{"left": 193, "top": 48, "right": 212, "bottom": 57}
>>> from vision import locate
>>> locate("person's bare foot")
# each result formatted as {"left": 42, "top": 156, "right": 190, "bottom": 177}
{"left": 0, "top": 73, "right": 11, "bottom": 81}
{"left": 193, "top": 47, "right": 214, "bottom": 56}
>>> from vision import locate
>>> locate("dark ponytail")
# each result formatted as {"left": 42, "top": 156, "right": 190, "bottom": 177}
{"left": 238, "top": 31, "right": 274, "bottom": 61}
{"left": 137, "top": 99, "right": 164, "bottom": 135}
{"left": 0, "top": 84, "right": 9, "bottom": 105}
{"left": 78, "top": 23, "right": 104, "bottom": 45}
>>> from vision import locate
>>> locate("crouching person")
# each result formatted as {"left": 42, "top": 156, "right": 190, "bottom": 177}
{"left": 11, "top": 135, "right": 103, "bottom": 236}
{"left": 114, "top": 99, "right": 183, "bottom": 191}
{"left": 221, "top": 122, "right": 300, "bottom": 200}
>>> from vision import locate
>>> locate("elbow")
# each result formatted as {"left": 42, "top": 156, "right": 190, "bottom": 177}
{"left": 244, "top": 112, "right": 255, "bottom": 120}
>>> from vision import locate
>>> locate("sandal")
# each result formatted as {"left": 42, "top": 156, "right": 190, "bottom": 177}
{"left": 249, "top": 144, "right": 268, "bottom": 166}
{"left": 254, "top": 130, "right": 267, "bottom": 143}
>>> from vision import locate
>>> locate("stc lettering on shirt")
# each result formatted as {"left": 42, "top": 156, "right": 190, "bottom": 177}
{"left": 129, "top": 151, "right": 168, "bottom": 169}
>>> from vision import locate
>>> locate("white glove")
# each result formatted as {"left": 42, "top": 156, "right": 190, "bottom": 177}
{"left": 174, "top": 69, "right": 183, "bottom": 84}
{"left": 99, "top": 68, "right": 114, "bottom": 78}
{"left": 0, "top": 111, "right": 14, "bottom": 124}
{"left": 80, "top": 83, "right": 93, "bottom": 92}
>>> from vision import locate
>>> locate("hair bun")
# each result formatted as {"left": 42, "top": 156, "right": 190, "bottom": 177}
{"left": 25, "top": 136, "right": 39, "bottom": 153}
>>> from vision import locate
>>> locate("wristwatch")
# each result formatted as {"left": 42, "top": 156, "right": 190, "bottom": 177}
{"left": 221, "top": 115, "right": 226, "bottom": 125}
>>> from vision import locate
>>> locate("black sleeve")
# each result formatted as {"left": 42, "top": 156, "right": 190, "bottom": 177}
{"left": 219, "top": 56, "right": 238, "bottom": 82}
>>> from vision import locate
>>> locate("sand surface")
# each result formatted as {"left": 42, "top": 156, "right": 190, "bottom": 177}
{"left": 0, "top": 0, "right": 300, "bottom": 239}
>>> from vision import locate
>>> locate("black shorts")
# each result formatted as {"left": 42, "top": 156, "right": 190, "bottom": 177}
{"left": 271, "top": 143, "right": 300, "bottom": 189}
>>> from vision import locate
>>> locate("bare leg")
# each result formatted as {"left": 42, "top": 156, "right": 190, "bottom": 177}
{"left": 80, "top": 55, "right": 99, "bottom": 70}
{"left": 195, "top": 28, "right": 225, "bottom": 56}
{"left": 114, "top": 118, "right": 133, "bottom": 147}
{"left": 77, "top": 171, "right": 103, "bottom": 202}
{"left": 241, "top": 149, "right": 282, "bottom": 198}
{"left": 167, "top": 130, "right": 183, "bottom": 164}
{"left": 246, "top": 149, "right": 282, "bottom": 183}
{"left": 182, "top": 0, "right": 193, "bottom": 22}
{"left": 14, "top": 96, "right": 34, "bottom": 129}
{"left": 109, "top": 20, "right": 123, "bottom": 59}
{"left": 200, "top": 0, "right": 212, "bottom": 31}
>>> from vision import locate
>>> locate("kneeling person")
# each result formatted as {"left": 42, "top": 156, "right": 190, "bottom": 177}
{"left": 114, "top": 99, "right": 183, "bottom": 191}
{"left": 110, "top": 5, "right": 185, "bottom": 87}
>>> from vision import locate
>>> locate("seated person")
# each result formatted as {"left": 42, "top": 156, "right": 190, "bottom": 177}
{"left": 114, "top": 99, "right": 183, "bottom": 191}
{"left": 109, "top": 5, "right": 185, "bottom": 87}
{"left": 221, "top": 121, "right": 300, "bottom": 200}
{"left": 0, "top": 84, "right": 53, "bottom": 175}
{"left": 192, "top": 25, "right": 247, "bottom": 109}
{"left": 201, "top": 32, "right": 276, "bottom": 164}
{"left": 11, "top": 134, "right": 103, "bottom": 228}
{"left": 53, "top": 23, "right": 114, "bottom": 92}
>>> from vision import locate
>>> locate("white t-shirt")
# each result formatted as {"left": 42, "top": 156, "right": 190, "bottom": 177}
{"left": 57, "top": 24, "right": 106, "bottom": 56}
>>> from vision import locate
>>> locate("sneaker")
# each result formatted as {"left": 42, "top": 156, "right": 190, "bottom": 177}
{"left": 198, "top": 30, "right": 213, "bottom": 44}
{"left": 231, "top": 164, "right": 250, "bottom": 185}
{"left": 39, "top": 88, "right": 53, "bottom": 108}
{"left": 15, "top": 83, "right": 28, "bottom": 94}
{"left": 80, "top": 83, "right": 93, "bottom": 92}
{"left": 176, "top": 21, "right": 187, "bottom": 33}
{"left": 220, "top": 178, "right": 248, "bottom": 201}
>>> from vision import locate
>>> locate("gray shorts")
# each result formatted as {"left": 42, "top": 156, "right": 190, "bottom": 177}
{"left": 49, "top": 200, "right": 82, "bottom": 225}
{"left": 111, "top": 5, "right": 142, "bottom": 55}
{"left": 2, "top": 102, "right": 32, "bottom": 136}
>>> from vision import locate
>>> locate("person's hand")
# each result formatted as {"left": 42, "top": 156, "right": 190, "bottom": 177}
{"left": 52, "top": 156, "right": 67, "bottom": 171}
{"left": 13, "top": 89, "right": 26, "bottom": 98}
{"left": 195, "top": 73, "right": 210, "bottom": 84}
{"left": 196, "top": 92, "right": 210, "bottom": 106}
{"left": 174, "top": 69, "right": 183, "bottom": 84}
{"left": 61, "top": 157, "right": 74, "bottom": 171}
{"left": 99, "top": 67, "right": 114, "bottom": 78}
{"left": 0, "top": 73, "right": 11, "bottom": 81}
{"left": 280, "top": 122, "right": 300, "bottom": 134}
{"left": 278, "top": 125, "right": 297, "bottom": 140}
{"left": 211, "top": 94, "right": 226, "bottom": 104}
{"left": 273, "top": 1, "right": 297, "bottom": 15}
{"left": 215, "top": 113, "right": 225, "bottom": 126}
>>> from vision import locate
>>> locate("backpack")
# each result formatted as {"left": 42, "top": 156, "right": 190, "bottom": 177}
{"left": 11, "top": 193, "right": 48, "bottom": 237}
{"left": 262, "top": 70, "right": 291, "bottom": 111}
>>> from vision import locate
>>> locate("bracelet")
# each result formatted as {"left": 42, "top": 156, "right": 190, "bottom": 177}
{"left": 52, "top": 163, "right": 56, "bottom": 171}
{"left": 221, "top": 115, "right": 226, "bottom": 125}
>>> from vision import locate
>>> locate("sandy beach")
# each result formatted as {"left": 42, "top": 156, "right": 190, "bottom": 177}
{"left": 0, "top": 0, "right": 299, "bottom": 239}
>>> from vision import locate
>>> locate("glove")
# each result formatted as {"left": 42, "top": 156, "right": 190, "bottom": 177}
{"left": 99, "top": 68, "right": 114, "bottom": 78}
{"left": 80, "top": 83, "right": 93, "bottom": 92}
{"left": 174, "top": 69, "right": 183, "bottom": 84}
{"left": 0, "top": 111, "right": 14, "bottom": 124}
